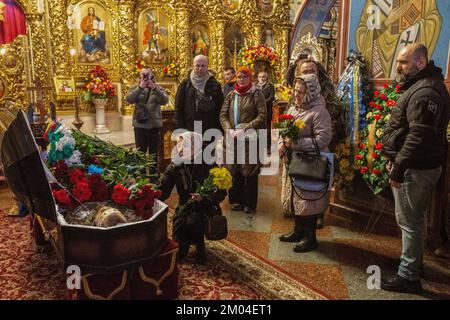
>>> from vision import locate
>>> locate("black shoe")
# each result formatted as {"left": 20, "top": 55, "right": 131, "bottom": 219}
{"left": 280, "top": 216, "right": 304, "bottom": 242}
{"left": 293, "top": 216, "right": 318, "bottom": 253}
{"left": 231, "top": 204, "right": 244, "bottom": 211}
{"left": 177, "top": 244, "right": 189, "bottom": 263}
{"left": 380, "top": 275, "right": 423, "bottom": 294}
{"left": 244, "top": 207, "right": 256, "bottom": 214}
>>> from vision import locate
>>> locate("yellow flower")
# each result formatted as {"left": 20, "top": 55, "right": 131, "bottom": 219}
{"left": 210, "top": 167, "right": 233, "bottom": 190}
{"left": 384, "top": 114, "right": 391, "bottom": 122}
{"left": 376, "top": 129, "right": 384, "bottom": 138}
{"left": 366, "top": 112, "right": 373, "bottom": 120}
{"left": 294, "top": 119, "right": 305, "bottom": 130}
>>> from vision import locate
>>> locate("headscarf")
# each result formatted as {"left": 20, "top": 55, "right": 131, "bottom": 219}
{"left": 190, "top": 70, "right": 212, "bottom": 94}
{"left": 300, "top": 73, "right": 322, "bottom": 106}
{"left": 234, "top": 66, "right": 253, "bottom": 95}
{"left": 174, "top": 131, "right": 203, "bottom": 164}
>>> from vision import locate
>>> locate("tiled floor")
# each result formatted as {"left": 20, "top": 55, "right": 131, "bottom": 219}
{"left": 221, "top": 175, "right": 450, "bottom": 300}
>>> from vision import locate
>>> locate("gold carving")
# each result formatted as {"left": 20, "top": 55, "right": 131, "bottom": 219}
{"left": 0, "top": 36, "right": 27, "bottom": 109}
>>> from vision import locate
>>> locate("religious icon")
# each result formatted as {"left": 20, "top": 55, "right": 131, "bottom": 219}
{"left": 263, "top": 28, "right": 275, "bottom": 48}
{"left": 138, "top": 8, "right": 169, "bottom": 65}
{"left": 191, "top": 25, "right": 210, "bottom": 58}
{"left": 73, "top": 3, "right": 111, "bottom": 64}
{"left": 53, "top": 76, "right": 76, "bottom": 98}
{"left": 355, "top": 0, "right": 442, "bottom": 79}
{"left": 257, "top": 0, "right": 273, "bottom": 16}
{"left": 223, "top": 0, "right": 239, "bottom": 11}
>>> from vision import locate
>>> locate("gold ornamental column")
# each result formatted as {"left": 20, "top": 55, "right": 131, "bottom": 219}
{"left": 26, "top": 11, "right": 52, "bottom": 106}
{"left": 47, "top": 0, "right": 70, "bottom": 76}
{"left": 212, "top": 18, "right": 226, "bottom": 82}
{"left": 277, "top": 24, "right": 291, "bottom": 78}
{"left": 175, "top": 0, "right": 191, "bottom": 79}
{"left": 117, "top": 0, "right": 137, "bottom": 115}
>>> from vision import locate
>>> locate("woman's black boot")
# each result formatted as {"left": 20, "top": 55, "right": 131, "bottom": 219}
{"left": 279, "top": 216, "right": 304, "bottom": 242}
{"left": 293, "top": 215, "right": 318, "bottom": 253}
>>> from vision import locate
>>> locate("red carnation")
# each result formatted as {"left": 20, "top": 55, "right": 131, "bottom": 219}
{"left": 112, "top": 184, "right": 131, "bottom": 205}
{"left": 68, "top": 169, "right": 88, "bottom": 185}
{"left": 375, "top": 105, "right": 383, "bottom": 111}
{"left": 372, "top": 169, "right": 381, "bottom": 175}
{"left": 360, "top": 167, "right": 369, "bottom": 174}
{"left": 360, "top": 143, "right": 366, "bottom": 150}
{"left": 387, "top": 100, "right": 396, "bottom": 107}
{"left": 55, "top": 160, "right": 68, "bottom": 180}
{"left": 370, "top": 101, "right": 376, "bottom": 108}
{"left": 52, "top": 189, "right": 72, "bottom": 206}
{"left": 383, "top": 84, "right": 389, "bottom": 89}
{"left": 381, "top": 94, "right": 388, "bottom": 101}
{"left": 72, "top": 182, "right": 92, "bottom": 202}
{"left": 374, "top": 114, "right": 382, "bottom": 121}
{"left": 375, "top": 143, "right": 383, "bottom": 150}
{"left": 374, "top": 91, "right": 380, "bottom": 97}
{"left": 355, "top": 155, "right": 363, "bottom": 160}
{"left": 372, "top": 153, "right": 379, "bottom": 160}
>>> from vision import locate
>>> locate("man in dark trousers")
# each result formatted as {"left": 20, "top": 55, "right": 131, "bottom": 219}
{"left": 175, "top": 55, "right": 224, "bottom": 135}
{"left": 381, "top": 44, "right": 450, "bottom": 294}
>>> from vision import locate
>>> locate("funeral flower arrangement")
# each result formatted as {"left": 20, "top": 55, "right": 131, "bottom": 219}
{"left": 83, "top": 65, "right": 116, "bottom": 102}
{"left": 355, "top": 84, "right": 401, "bottom": 195}
{"left": 44, "top": 121, "right": 161, "bottom": 226}
{"left": 274, "top": 114, "right": 306, "bottom": 144}
{"left": 172, "top": 167, "right": 232, "bottom": 221}
{"left": 162, "top": 60, "right": 180, "bottom": 78}
{"left": 239, "top": 45, "right": 280, "bottom": 70}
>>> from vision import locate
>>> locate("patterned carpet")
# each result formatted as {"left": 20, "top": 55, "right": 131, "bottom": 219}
{"left": 0, "top": 186, "right": 327, "bottom": 300}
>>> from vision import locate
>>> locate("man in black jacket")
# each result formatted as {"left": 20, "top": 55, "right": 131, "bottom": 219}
{"left": 381, "top": 44, "right": 450, "bottom": 294}
{"left": 175, "top": 55, "right": 224, "bottom": 136}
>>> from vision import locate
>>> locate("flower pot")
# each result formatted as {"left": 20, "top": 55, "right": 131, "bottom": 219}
{"left": 93, "top": 98, "right": 110, "bottom": 134}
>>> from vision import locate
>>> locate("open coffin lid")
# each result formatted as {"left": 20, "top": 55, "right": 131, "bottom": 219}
{"left": 0, "top": 106, "right": 168, "bottom": 273}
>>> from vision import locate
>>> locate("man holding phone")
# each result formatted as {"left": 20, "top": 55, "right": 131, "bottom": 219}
{"left": 126, "top": 69, "right": 169, "bottom": 168}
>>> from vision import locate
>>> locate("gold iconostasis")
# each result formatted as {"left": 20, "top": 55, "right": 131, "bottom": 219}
{"left": 0, "top": 0, "right": 292, "bottom": 115}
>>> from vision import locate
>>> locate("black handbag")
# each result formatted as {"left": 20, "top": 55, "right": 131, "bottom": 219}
{"left": 204, "top": 215, "right": 228, "bottom": 241}
{"left": 288, "top": 138, "right": 329, "bottom": 182}
{"left": 195, "top": 90, "right": 214, "bottom": 113}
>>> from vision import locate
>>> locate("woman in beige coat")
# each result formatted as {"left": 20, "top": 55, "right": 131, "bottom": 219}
{"left": 220, "top": 66, "right": 266, "bottom": 214}
{"left": 279, "top": 74, "right": 331, "bottom": 253}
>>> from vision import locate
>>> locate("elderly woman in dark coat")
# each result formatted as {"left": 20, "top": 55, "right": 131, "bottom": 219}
{"left": 158, "top": 131, "right": 226, "bottom": 264}
{"left": 278, "top": 74, "right": 332, "bottom": 253}
{"left": 220, "top": 66, "right": 266, "bottom": 214}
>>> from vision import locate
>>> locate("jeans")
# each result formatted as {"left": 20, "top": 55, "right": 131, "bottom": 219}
{"left": 392, "top": 166, "right": 442, "bottom": 281}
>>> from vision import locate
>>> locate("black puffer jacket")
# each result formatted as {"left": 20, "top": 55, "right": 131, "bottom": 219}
{"left": 175, "top": 76, "right": 224, "bottom": 134}
{"left": 382, "top": 61, "right": 450, "bottom": 182}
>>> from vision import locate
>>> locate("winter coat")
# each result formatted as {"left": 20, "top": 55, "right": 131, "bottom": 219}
{"left": 220, "top": 86, "right": 267, "bottom": 176}
{"left": 382, "top": 61, "right": 450, "bottom": 182}
{"left": 126, "top": 85, "right": 169, "bottom": 129}
{"left": 175, "top": 76, "right": 224, "bottom": 134}
{"left": 279, "top": 95, "right": 332, "bottom": 216}
{"left": 158, "top": 162, "right": 227, "bottom": 244}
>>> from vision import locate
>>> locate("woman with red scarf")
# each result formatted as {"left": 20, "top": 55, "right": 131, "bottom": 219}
{"left": 220, "top": 67, "right": 266, "bottom": 214}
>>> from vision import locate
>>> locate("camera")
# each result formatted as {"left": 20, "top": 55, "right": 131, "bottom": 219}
{"left": 143, "top": 74, "right": 149, "bottom": 81}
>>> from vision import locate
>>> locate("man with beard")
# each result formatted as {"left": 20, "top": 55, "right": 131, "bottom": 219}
{"left": 381, "top": 44, "right": 450, "bottom": 294}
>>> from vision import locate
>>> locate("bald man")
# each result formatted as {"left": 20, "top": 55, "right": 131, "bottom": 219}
{"left": 381, "top": 44, "right": 450, "bottom": 293}
{"left": 175, "top": 55, "right": 224, "bottom": 135}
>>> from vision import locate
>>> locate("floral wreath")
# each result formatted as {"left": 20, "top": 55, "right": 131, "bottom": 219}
{"left": 162, "top": 60, "right": 180, "bottom": 78}
{"left": 355, "top": 84, "right": 401, "bottom": 195}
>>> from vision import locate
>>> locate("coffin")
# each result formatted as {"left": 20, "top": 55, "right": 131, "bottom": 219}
{"left": 0, "top": 106, "right": 168, "bottom": 273}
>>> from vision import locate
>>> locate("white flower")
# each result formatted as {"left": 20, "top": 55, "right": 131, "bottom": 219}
{"left": 66, "top": 150, "right": 82, "bottom": 166}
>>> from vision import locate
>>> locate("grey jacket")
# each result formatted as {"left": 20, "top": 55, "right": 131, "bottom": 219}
{"left": 126, "top": 85, "right": 169, "bottom": 129}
